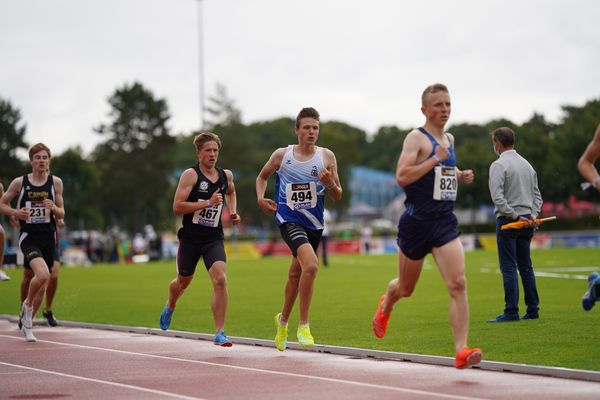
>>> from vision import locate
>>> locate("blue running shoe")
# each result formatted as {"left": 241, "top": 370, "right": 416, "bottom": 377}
{"left": 582, "top": 272, "right": 600, "bottom": 311}
{"left": 160, "top": 305, "right": 174, "bottom": 330}
{"left": 214, "top": 330, "right": 232, "bottom": 347}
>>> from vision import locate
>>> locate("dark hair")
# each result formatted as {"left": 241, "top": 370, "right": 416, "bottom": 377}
{"left": 491, "top": 127, "right": 515, "bottom": 147}
{"left": 295, "top": 107, "right": 320, "bottom": 128}
{"left": 193, "top": 132, "right": 221, "bottom": 150}
{"left": 421, "top": 83, "right": 449, "bottom": 106}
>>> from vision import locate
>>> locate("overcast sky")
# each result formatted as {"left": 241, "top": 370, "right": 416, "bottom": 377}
{"left": 1, "top": 0, "right": 599, "bottom": 157}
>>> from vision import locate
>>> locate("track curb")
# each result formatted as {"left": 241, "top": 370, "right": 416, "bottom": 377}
{"left": 3, "top": 314, "right": 599, "bottom": 382}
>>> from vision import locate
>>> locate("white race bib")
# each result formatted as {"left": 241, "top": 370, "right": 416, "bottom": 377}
{"left": 192, "top": 201, "right": 223, "bottom": 227}
{"left": 285, "top": 182, "right": 317, "bottom": 210}
{"left": 433, "top": 166, "right": 457, "bottom": 201}
{"left": 26, "top": 201, "right": 50, "bottom": 224}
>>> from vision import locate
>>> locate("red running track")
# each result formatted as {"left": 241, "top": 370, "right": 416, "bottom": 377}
{"left": 0, "top": 320, "right": 599, "bottom": 400}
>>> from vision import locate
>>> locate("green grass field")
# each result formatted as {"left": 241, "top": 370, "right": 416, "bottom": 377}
{"left": 1, "top": 248, "right": 599, "bottom": 371}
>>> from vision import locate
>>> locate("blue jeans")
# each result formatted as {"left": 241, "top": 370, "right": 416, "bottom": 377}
{"left": 495, "top": 215, "right": 540, "bottom": 317}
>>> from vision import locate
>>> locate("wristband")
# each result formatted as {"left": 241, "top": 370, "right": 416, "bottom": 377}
{"left": 206, "top": 200, "right": 212, "bottom": 208}
{"left": 432, "top": 154, "right": 441, "bottom": 163}
{"left": 326, "top": 182, "right": 337, "bottom": 190}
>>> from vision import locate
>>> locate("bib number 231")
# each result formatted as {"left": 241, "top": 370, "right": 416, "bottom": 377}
{"left": 433, "top": 166, "right": 457, "bottom": 201}
{"left": 286, "top": 182, "right": 317, "bottom": 210}
{"left": 26, "top": 201, "right": 50, "bottom": 224}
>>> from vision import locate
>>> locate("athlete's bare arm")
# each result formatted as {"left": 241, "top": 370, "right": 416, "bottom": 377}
{"left": 320, "top": 148, "right": 342, "bottom": 202}
{"left": 48, "top": 176, "right": 65, "bottom": 220}
{"left": 396, "top": 130, "right": 450, "bottom": 187}
{"left": 256, "top": 148, "right": 286, "bottom": 213}
{"left": 0, "top": 177, "right": 27, "bottom": 220}
{"left": 172, "top": 168, "right": 220, "bottom": 215}
{"left": 224, "top": 169, "right": 240, "bottom": 225}
{"left": 578, "top": 124, "right": 600, "bottom": 191}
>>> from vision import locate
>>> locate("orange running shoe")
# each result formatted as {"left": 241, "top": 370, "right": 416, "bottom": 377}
{"left": 455, "top": 347, "right": 483, "bottom": 369}
{"left": 372, "top": 295, "right": 390, "bottom": 338}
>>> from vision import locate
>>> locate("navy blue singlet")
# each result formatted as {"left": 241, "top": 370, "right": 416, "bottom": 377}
{"left": 402, "top": 127, "right": 457, "bottom": 219}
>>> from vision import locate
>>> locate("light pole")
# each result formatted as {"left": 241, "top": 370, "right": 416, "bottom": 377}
{"left": 196, "top": 0, "right": 205, "bottom": 131}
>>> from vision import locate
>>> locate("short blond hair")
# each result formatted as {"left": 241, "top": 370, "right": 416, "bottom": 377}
{"left": 421, "top": 83, "right": 449, "bottom": 106}
{"left": 28, "top": 143, "right": 51, "bottom": 160}
{"left": 193, "top": 132, "right": 221, "bottom": 151}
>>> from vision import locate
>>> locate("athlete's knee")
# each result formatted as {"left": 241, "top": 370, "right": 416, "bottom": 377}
{"left": 395, "top": 284, "right": 415, "bottom": 298}
{"left": 301, "top": 263, "right": 318, "bottom": 279}
{"left": 36, "top": 270, "right": 51, "bottom": 284}
{"left": 211, "top": 273, "right": 227, "bottom": 290}
{"left": 176, "top": 276, "right": 193, "bottom": 290}
{"left": 387, "top": 278, "right": 413, "bottom": 298}
{"left": 446, "top": 275, "right": 467, "bottom": 296}
{"left": 288, "top": 267, "right": 302, "bottom": 283}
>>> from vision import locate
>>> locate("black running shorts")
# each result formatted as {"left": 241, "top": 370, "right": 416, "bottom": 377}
{"left": 279, "top": 222, "right": 323, "bottom": 257}
{"left": 20, "top": 231, "right": 56, "bottom": 271}
{"left": 176, "top": 239, "right": 226, "bottom": 276}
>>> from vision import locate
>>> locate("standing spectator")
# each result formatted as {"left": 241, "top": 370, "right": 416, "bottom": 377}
{"left": 487, "top": 127, "right": 542, "bottom": 322}
{"left": 132, "top": 233, "right": 147, "bottom": 255}
{"left": 361, "top": 225, "right": 373, "bottom": 254}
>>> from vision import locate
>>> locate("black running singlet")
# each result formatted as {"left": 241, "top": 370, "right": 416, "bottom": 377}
{"left": 177, "top": 165, "right": 228, "bottom": 243}
{"left": 17, "top": 174, "right": 57, "bottom": 234}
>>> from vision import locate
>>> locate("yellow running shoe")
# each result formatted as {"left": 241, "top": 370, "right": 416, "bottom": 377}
{"left": 274, "top": 313, "right": 288, "bottom": 351}
{"left": 297, "top": 324, "right": 314, "bottom": 347}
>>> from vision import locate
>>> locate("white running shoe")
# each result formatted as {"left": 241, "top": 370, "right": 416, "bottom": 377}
{"left": 21, "top": 302, "right": 33, "bottom": 329}
{"left": 21, "top": 326, "right": 37, "bottom": 342}
{"left": 0, "top": 270, "right": 10, "bottom": 281}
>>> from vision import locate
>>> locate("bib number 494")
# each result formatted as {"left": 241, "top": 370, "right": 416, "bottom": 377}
{"left": 286, "top": 182, "right": 317, "bottom": 210}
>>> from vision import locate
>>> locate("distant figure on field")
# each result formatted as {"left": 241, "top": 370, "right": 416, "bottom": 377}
{"left": 320, "top": 208, "right": 332, "bottom": 267}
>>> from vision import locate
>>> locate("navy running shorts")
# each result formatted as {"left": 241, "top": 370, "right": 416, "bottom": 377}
{"left": 176, "top": 239, "right": 226, "bottom": 276}
{"left": 397, "top": 212, "right": 460, "bottom": 260}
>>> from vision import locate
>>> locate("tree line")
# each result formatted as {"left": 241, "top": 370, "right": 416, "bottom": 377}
{"left": 1, "top": 82, "right": 598, "bottom": 235}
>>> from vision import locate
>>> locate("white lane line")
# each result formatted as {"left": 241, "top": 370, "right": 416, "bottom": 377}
{"left": 535, "top": 272, "right": 589, "bottom": 280}
{"left": 538, "top": 266, "right": 600, "bottom": 273}
{"left": 0, "top": 334, "right": 489, "bottom": 400}
{"left": 0, "top": 361, "right": 205, "bottom": 400}
{"left": 479, "top": 266, "right": 599, "bottom": 280}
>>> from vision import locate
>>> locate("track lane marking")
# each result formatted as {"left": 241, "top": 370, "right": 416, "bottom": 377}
{"left": 0, "top": 361, "right": 205, "bottom": 400}
{"left": 1, "top": 334, "right": 489, "bottom": 400}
